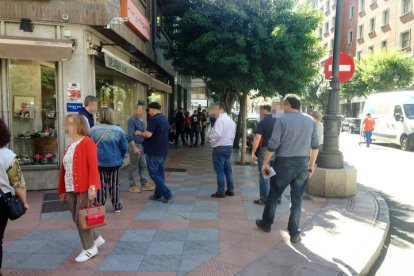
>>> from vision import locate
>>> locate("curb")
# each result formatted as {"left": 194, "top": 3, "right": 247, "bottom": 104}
{"left": 360, "top": 189, "right": 390, "bottom": 276}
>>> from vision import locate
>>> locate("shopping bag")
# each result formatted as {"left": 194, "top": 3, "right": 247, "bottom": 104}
{"left": 78, "top": 200, "right": 106, "bottom": 230}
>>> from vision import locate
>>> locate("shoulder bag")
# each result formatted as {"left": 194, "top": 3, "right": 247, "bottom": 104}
{"left": 95, "top": 125, "right": 112, "bottom": 146}
{"left": 0, "top": 188, "right": 25, "bottom": 220}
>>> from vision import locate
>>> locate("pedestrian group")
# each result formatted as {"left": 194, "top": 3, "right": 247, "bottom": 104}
{"left": 0, "top": 93, "right": 323, "bottom": 268}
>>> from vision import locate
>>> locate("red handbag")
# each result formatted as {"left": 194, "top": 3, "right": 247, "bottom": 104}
{"left": 78, "top": 200, "right": 106, "bottom": 230}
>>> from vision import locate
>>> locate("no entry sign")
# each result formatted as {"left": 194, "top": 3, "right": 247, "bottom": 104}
{"left": 324, "top": 53, "right": 355, "bottom": 83}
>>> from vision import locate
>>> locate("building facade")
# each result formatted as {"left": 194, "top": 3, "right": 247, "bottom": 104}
{"left": 0, "top": 0, "right": 187, "bottom": 190}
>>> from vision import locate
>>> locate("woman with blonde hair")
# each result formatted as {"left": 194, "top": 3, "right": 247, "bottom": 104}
{"left": 58, "top": 114, "right": 104, "bottom": 262}
{"left": 312, "top": 111, "right": 324, "bottom": 150}
{"left": 91, "top": 107, "right": 128, "bottom": 212}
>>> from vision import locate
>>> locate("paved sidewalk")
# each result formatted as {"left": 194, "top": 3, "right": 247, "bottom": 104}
{"left": 2, "top": 145, "right": 389, "bottom": 275}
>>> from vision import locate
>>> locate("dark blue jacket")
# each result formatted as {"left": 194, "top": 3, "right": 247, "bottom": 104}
{"left": 79, "top": 107, "right": 94, "bottom": 129}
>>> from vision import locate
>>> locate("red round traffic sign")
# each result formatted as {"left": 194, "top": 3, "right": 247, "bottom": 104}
{"left": 324, "top": 53, "right": 355, "bottom": 83}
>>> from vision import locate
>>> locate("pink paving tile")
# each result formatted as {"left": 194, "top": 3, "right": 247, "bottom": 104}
{"left": 136, "top": 273, "right": 177, "bottom": 276}
{"left": 218, "top": 247, "right": 265, "bottom": 268}
{"left": 52, "top": 270, "right": 95, "bottom": 276}
{"left": 94, "top": 272, "right": 137, "bottom": 276}
{"left": 187, "top": 258, "right": 243, "bottom": 276}
{"left": 189, "top": 220, "right": 219, "bottom": 229}
{"left": 37, "top": 220, "right": 75, "bottom": 230}
{"left": 3, "top": 269, "right": 53, "bottom": 276}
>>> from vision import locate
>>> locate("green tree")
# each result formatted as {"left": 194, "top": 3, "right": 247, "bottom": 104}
{"left": 303, "top": 72, "right": 329, "bottom": 112}
{"left": 162, "top": 0, "right": 323, "bottom": 163}
{"left": 342, "top": 50, "right": 414, "bottom": 115}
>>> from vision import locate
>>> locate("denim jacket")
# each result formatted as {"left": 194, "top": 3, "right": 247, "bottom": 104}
{"left": 90, "top": 124, "right": 128, "bottom": 167}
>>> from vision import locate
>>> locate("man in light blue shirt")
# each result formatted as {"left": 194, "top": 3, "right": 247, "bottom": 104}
{"left": 127, "top": 103, "right": 154, "bottom": 193}
{"left": 208, "top": 103, "right": 237, "bottom": 198}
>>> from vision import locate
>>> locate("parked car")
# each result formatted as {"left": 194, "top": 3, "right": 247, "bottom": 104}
{"left": 363, "top": 91, "right": 414, "bottom": 151}
{"left": 246, "top": 117, "right": 260, "bottom": 149}
{"left": 341, "top": 118, "right": 361, "bottom": 134}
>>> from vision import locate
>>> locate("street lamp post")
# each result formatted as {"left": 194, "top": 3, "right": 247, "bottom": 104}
{"left": 318, "top": 0, "right": 344, "bottom": 169}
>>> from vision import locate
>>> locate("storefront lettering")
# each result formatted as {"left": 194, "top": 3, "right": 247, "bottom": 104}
{"left": 121, "top": 0, "right": 151, "bottom": 41}
{"left": 107, "top": 56, "right": 128, "bottom": 74}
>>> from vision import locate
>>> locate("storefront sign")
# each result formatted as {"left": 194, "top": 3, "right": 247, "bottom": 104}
{"left": 105, "top": 55, "right": 128, "bottom": 75}
{"left": 66, "top": 103, "right": 83, "bottom": 112}
{"left": 121, "top": 0, "right": 151, "bottom": 41}
{"left": 67, "top": 83, "right": 81, "bottom": 102}
{"left": 191, "top": 100, "right": 208, "bottom": 107}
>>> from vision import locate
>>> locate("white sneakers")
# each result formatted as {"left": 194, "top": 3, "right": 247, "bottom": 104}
{"left": 75, "top": 246, "right": 98, "bottom": 262}
{"left": 75, "top": 236, "right": 105, "bottom": 263}
{"left": 94, "top": 236, "right": 105, "bottom": 248}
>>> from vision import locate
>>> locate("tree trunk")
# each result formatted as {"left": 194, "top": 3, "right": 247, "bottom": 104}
{"left": 233, "top": 93, "right": 242, "bottom": 149}
{"left": 240, "top": 92, "right": 248, "bottom": 165}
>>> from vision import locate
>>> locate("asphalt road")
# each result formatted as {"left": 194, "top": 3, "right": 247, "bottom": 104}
{"left": 339, "top": 132, "right": 414, "bottom": 276}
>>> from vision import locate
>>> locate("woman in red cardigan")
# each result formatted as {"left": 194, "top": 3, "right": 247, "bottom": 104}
{"left": 58, "top": 114, "right": 104, "bottom": 262}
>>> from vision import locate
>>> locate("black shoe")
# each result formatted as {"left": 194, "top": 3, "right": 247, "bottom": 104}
{"left": 163, "top": 195, "right": 173, "bottom": 203}
{"left": 114, "top": 203, "right": 123, "bottom": 213}
{"left": 277, "top": 198, "right": 282, "bottom": 205}
{"left": 256, "top": 219, "right": 271, "bottom": 233}
{"left": 149, "top": 195, "right": 163, "bottom": 201}
{"left": 211, "top": 192, "right": 226, "bottom": 198}
{"left": 225, "top": 190, "right": 235, "bottom": 196}
{"left": 290, "top": 233, "right": 302, "bottom": 243}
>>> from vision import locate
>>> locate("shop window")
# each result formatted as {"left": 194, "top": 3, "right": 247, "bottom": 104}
{"left": 9, "top": 60, "right": 58, "bottom": 166}
{"left": 96, "top": 65, "right": 144, "bottom": 131}
{"left": 148, "top": 90, "right": 167, "bottom": 114}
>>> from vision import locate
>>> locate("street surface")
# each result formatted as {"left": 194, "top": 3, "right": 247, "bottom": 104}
{"left": 339, "top": 132, "right": 414, "bottom": 275}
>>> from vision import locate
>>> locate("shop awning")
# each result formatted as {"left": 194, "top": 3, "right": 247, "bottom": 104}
{"left": 102, "top": 47, "right": 172, "bottom": 94}
{"left": 0, "top": 36, "right": 73, "bottom": 61}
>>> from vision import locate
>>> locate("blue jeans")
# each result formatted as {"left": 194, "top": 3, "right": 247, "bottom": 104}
{"left": 257, "top": 148, "right": 272, "bottom": 201}
{"left": 365, "top": 131, "right": 373, "bottom": 147}
{"left": 262, "top": 157, "right": 309, "bottom": 236}
{"left": 146, "top": 155, "right": 172, "bottom": 199}
{"left": 212, "top": 146, "right": 234, "bottom": 194}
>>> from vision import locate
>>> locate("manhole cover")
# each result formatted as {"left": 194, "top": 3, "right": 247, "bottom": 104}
{"left": 41, "top": 193, "right": 69, "bottom": 213}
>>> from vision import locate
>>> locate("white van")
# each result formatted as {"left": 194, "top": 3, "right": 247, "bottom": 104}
{"left": 362, "top": 91, "right": 414, "bottom": 151}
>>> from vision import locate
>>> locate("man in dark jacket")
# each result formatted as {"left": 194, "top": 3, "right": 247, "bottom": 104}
{"left": 78, "top": 95, "right": 98, "bottom": 129}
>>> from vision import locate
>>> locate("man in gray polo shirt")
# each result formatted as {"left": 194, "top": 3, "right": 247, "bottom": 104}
{"left": 256, "top": 94, "right": 319, "bottom": 243}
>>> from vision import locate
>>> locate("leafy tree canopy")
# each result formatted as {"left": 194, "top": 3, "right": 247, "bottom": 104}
{"left": 161, "top": 0, "right": 323, "bottom": 97}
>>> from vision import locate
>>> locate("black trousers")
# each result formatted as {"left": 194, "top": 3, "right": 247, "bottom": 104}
{"left": 175, "top": 127, "right": 186, "bottom": 145}
{"left": 0, "top": 198, "right": 9, "bottom": 269}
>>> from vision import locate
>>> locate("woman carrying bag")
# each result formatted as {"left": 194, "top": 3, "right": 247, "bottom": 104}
{"left": 58, "top": 114, "right": 104, "bottom": 262}
{"left": 0, "top": 119, "right": 29, "bottom": 271}
{"left": 90, "top": 107, "right": 128, "bottom": 213}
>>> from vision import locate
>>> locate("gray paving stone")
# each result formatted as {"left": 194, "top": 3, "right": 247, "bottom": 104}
{"left": 37, "top": 240, "right": 79, "bottom": 254}
{"left": 146, "top": 241, "right": 184, "bottom": 255}
{"left": 6, "top": 240, "right": 49, "bottom": 253}
{"left": 99, "top": 255, "right": 144, "bottom": 272}
{"left": 191, "top": 212, "right": 218, "bottom": 220}
{"left": 187, "top": 229, "right": 219, "bottom": 241}
{"left": 18, "top": 253, "right": 68, "bottom": 269}
{"left": 136, "top": 211, "right": 166, "bottom": 220}
{"left": 111, "top": 241, "right": 151, "bottom": 255}
{"left": 3, "top": 252, "right": 32, "bottom": 268}
{"left": 154, "top": 229, "right": 188, "bottom": 241}
{"left": 53, "top": 229, "right": 81, "bottom": 241}
{"left": 183, "top": 240, "right": 219, "bottom": 256}
{"left": 121, "top": 229, "right": 157, "bottom": 242}
{"left": 179, "top": 254, "right": 215, "bottom": 272}
{"left": 139, "top": 254, "right": 181, "bottom": 272}
{"left": 19, "top": 229, "right": 59, "bottom": 240}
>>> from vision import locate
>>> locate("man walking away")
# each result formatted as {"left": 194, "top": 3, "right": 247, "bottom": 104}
{"left": 199, "top": 109, "right": 208, "bottom": 146}
{"left": 174, "top": 107, "right": 187, "bottom": 146}
{"left": 127, "top": 103, "right": 155, "bottom": 193}
{"left": 362, "top": 113, "right": 375, "bottom": 148}
{"left": 184, "top": 111, "right": 192, "bottom": 145}
{"left": 256, "top": 94, "right": 319, "bottom": 244}
{"left": 190, "top": 110, "right": 201, "bottom": 147}
{"left": 135, "top": 102, "right": 173, "bottom": 203}
{"left": 251, "top": 105, "right": 277, "bottom": 205}
{"left": 79, "top": 95, "right": 98, "bottom": 130}
{"left": 209, "top": 103, "right": 237, "bottom": 198}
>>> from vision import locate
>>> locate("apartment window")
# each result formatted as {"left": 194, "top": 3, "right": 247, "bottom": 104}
{"left": 368, "top": 45, "right": 374, "bottom": 54}
{"left": 369, "top": 17, "right": 376, "bottom": 33}
{"left": 324, "top": 22, "right": 329, "bottom": 33}
{"left": 331, "top": 16, "right": 336, "bottom": 28}
{"left": 401, "top": 31, "right": 411, "bottom": 49}
{"left": 349, "top": 5, "right": 355, "bottom": 19}
{"left": 348, "top": 30, "right": 353, "bottom": 44}
{"left": 359, "top": 0, "right": 365, "bottom": 11}
{"left": 382, "top": 9, "right": 390, "bottom": 25}
{"left": 402, "top": 0, "right": 412, "bottom": 15}
{"left": 319, "top": 28, "right": 323, "bottom": 38}
{"left": 330, "top": 39, "right": 334, "bottom": 49}
{"left": 381, "top": 40, "right": 388, "bottom": 49}
{"left": 323, "top": 43, "right": 328, "bottom": 49}
{"left": 326, "top": 1, "right": 330, "bottom": 12}
{"left": 357, "top": 51, "right": 362, "bottom": 61}
{"left": 358, "top": 24, "right": 364, "bottom": 38}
